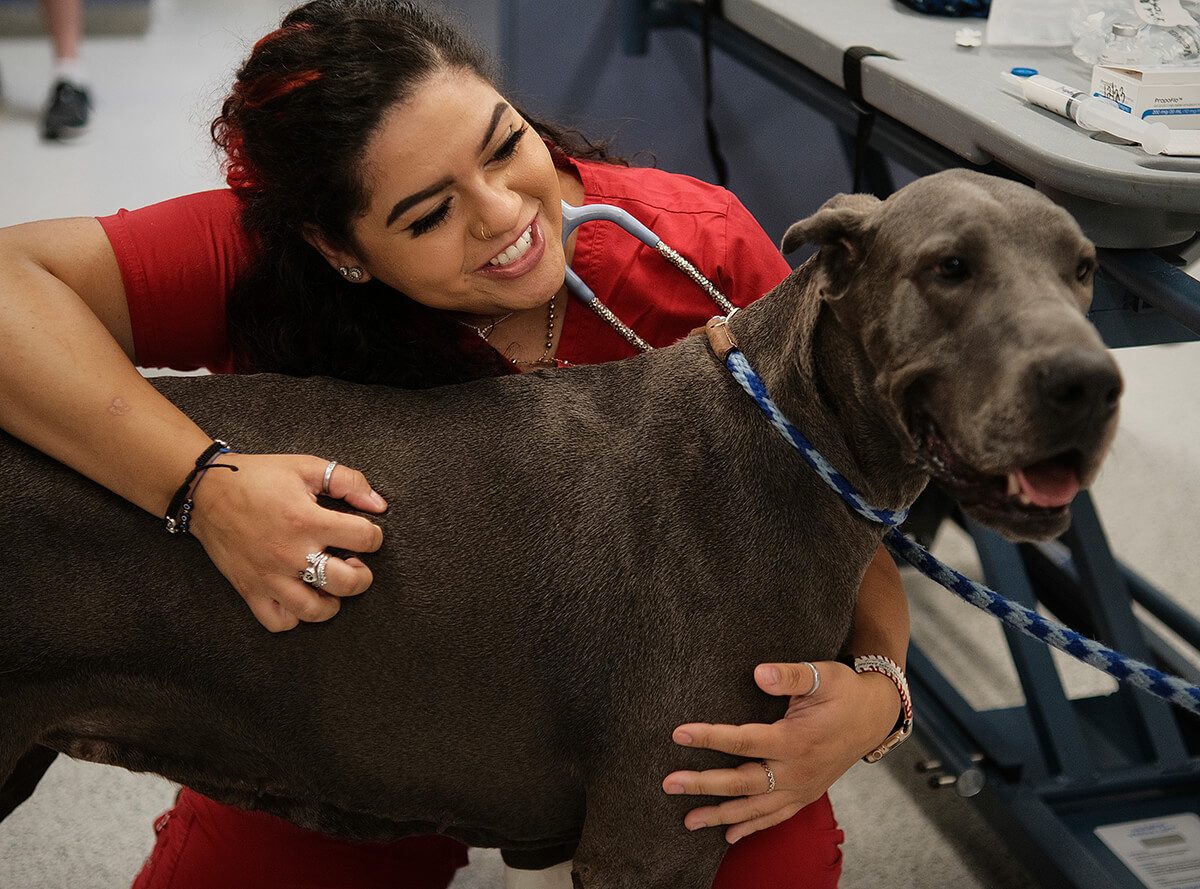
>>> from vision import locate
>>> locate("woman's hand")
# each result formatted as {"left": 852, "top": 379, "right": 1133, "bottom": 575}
{"left": 189, "top": 453, "right": 387, "bottom": 632}
{"left": 662, "top": 660, "right": 900, "bottom": 844}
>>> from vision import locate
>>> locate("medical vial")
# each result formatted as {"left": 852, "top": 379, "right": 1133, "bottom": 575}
{"left": 1099, "top": 22, "right": 1155, "bottom": 66}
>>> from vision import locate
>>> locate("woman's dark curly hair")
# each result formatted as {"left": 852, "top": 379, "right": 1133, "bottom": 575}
{"left": 212, "top": 0, "right": 621, "bottom": 388}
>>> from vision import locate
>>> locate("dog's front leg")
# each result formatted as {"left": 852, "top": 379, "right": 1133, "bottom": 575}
{"left": 568, "top": 765, "right": 728, "bottom": 889}
{"left": 0, "top": 745, "right": 58, "bottom": 822}
{"left": 0, "top": 700, "right": 52, "bottom": 825}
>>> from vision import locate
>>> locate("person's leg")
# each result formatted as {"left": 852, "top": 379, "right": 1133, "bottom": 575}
{"left": 37, "top": 0, "right": 83, "bottom": 65}
{"left": 36, "top": 0, "right": 90, "bottom": 141}
{"left": 712, "top": 794, "right": 844, "bottom": 889}
{"left": 131, "top": 788, "right": 470, "bottom": 889}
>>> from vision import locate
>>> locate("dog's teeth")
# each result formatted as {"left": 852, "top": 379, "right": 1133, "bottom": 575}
{"left": 1006, "top": 472, "right": 1021, "bottom": 497}
{"left": 1017, "top": 491, "right": 1033, "bottom": 506}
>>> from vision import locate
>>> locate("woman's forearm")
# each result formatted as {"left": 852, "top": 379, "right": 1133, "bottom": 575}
{"left": 1, "top": 217, "right": 385, "bottom": 632}
{"left": 0, "top": 219, "right": 213, "bottom": 516}
{"left": 844, "top": 545, "right": 910, "bottom": 669}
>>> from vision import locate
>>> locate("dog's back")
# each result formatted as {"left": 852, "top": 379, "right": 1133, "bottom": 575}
{"left": 0, "top": 340, "right": 861, "bottom": 850}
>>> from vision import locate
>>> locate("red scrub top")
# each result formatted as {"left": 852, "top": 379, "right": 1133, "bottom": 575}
{"left": 96, "top": 155, "right": 792, "bottom": 372}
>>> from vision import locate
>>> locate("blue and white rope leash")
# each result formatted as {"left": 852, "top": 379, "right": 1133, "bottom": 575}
{"left": 552, "top": 204, "right": 1200, "bottom": 715}
{"left": 724, "top": 348, "right": 1200, "bottom": 717}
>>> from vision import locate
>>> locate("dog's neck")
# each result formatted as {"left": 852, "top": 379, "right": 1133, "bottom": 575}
{"left": 728, "top": 261, "right": 927, "bottom": 513}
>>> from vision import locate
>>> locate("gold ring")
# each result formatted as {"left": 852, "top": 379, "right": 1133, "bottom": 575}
{"left": 760, "top": 761, "right": 776, "bottom": 794}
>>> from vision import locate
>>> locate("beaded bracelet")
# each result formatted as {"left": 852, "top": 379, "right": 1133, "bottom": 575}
{"left": 163, "top": 440, "right": 239, "bottom": 535}
{"left": 842, "top": 654, "right": 914, "bottom": 763}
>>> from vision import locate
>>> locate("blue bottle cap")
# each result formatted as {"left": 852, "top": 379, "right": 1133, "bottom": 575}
{"left": 1010, "top": 67, "right": 1039, "bottom": 77}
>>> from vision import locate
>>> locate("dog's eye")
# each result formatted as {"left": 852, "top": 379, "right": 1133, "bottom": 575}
{"left": 936, "top": 257, "right": 970, "bottom": 282}
{"left": 1075, "top": 258, "right": 1095, "bottom": 282}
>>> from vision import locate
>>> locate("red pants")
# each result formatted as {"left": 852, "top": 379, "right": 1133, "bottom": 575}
{"left": 132, "top": 788, "right": 843, "bottom": 889}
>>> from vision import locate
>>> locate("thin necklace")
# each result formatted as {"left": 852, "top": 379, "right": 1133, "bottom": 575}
{"left": 460, "top": 310, "right": 514, "bottom": 340}
{"left": 460, "top": 294, "right": 558, "bottom": 369}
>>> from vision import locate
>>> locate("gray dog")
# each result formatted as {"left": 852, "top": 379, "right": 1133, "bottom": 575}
{"left": 0, "top": 170, "right": 1121, "bottom": 888}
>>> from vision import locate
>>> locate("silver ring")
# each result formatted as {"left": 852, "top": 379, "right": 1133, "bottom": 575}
{"left": 300, "top": 551, "right": 330, "bottom": 589}
{"left": 321, "top": 460, "right": 338, "bottom": 497}
{"left": 760, "top": 761, "right": 776, "bottom": 794}
{"left": 799, "top": 661, "right": 821, "bottom": 697}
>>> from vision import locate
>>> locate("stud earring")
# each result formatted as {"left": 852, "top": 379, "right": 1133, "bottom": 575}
{"left": 338, "top": 266, "right": 365, "bottom": 282}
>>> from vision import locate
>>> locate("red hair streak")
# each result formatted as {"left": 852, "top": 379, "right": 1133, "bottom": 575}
{"left": 250, "top": 19, "right": 313, "bottom": 54}
{"left": 224, "top": 128, "right": 256, "bottom": 193}
{"left": 223, "top": 20, "right": 321, "bottom": 191}
{"left": 238, "top": 69, "right": 323, "bottom": 110}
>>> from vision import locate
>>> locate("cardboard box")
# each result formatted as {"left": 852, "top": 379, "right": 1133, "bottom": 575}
{"left": 1091, "top": 64, "right": 1200, "bottom": 129}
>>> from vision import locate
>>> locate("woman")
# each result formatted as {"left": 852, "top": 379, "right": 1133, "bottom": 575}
{"left": 0, "top": 1, "right": 910, "bottom": 886}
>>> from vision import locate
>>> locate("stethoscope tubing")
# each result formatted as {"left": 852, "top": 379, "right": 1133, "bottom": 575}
{"left": 560, "top": 200, "right": 735, "bottom": 353}
{"left": 559, "top": 200, "right": 665, "bottom": 352}
{"left": 560, "top": 200, "right": 659, "bottom": 307}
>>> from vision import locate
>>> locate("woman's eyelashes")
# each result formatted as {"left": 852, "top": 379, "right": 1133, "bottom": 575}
{"left": 406, "top": 125, "right": 528, "bottom": 238}
{"left": 409, "top": 198, "right": 451, "bottom": 236}
{"left": 491, "top": 124, "right": 527, "bottom": 162}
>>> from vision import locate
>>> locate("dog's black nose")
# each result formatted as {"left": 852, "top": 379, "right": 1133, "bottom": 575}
{"left": 1035, "top": 351, "right": 1122, "bottom": 425}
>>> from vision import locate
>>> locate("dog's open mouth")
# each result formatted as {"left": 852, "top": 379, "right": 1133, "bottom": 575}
{"left": 914, "top": 414, "right": 1082, "bottom": 518}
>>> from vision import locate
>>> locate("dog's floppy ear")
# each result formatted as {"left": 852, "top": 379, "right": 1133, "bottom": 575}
{"left": 780, "top": 193, "right": 881, "bottom": 295}
{"left": 780, "top": 193, "right": 881, "bottom": 254}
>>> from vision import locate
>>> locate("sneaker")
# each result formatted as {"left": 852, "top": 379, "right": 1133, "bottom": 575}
{"left": 41, "top": 79, "right": 91, "bottom": 141}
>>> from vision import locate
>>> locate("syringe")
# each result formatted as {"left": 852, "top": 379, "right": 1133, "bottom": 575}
{"left": 1002, "top": 68, "right": 1170, "bottom": 155}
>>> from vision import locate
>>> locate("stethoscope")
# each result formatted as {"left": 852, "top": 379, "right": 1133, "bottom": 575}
{"left": 556, "top": 211, "right": 1200, "bottom": 724}
{"left": 559, "top": 200, "right": 735, "bottom": 352}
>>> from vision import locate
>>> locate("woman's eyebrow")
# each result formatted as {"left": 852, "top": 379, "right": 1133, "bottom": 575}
{"left": 478, "top": 102, "right": 509, "bottom": 153}
{"left": 386, "top": 177, "right": 453, "bottom": 227}
{"left": 384, "top": 102, "right": 511, "bottom": 228}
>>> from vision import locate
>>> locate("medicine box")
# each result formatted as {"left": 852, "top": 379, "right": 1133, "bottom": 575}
{"left": 1091, "top": 64, "right": 1200, "bottom": 129}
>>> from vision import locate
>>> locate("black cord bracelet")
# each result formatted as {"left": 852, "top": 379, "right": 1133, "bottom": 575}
{"left": 163, "top": 440, "right": 239, "bottom": 535}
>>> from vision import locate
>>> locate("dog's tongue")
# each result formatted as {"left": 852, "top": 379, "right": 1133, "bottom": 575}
{"left": 1015, "top": 459, "right": 1080, "bottom": 508}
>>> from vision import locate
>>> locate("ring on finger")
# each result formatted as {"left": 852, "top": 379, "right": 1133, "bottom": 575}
{"left": 301, "top": 551, "right": 330, "bottom": 589}
{"left": 759, "top": 761, "right": 776, "bottom": 794}
{"left": 321, "top": 460, "right": 338, "bottom": 497}
{"left": 799, "top": 661, "right": 821, "bottom": 697}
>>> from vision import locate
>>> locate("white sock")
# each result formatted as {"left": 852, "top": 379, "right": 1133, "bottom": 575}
{"left": 54, "top": 58, "right": 87, "bottom": 86}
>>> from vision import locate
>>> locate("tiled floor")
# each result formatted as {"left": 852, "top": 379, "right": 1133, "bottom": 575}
{"left": 2, "top": 2, "right": 1199, "bottom": 888}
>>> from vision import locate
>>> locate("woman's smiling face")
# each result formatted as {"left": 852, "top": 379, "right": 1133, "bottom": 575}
{"left": 345, "top": 68, "right": 567, "bottom": 317}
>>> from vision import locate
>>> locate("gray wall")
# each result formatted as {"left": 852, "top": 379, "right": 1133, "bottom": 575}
{"left": 446, "top": 0, "right": 858, "bottom": 247}
{"left": 0, "top": 0, "right": 150, "bottom": 36}
{"left": 442, "top": 0, "right": 504, "bottom": 58}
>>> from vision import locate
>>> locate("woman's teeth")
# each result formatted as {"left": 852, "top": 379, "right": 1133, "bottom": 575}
{"left": 489, "top": 226, "right": 533, "bottom": 267}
